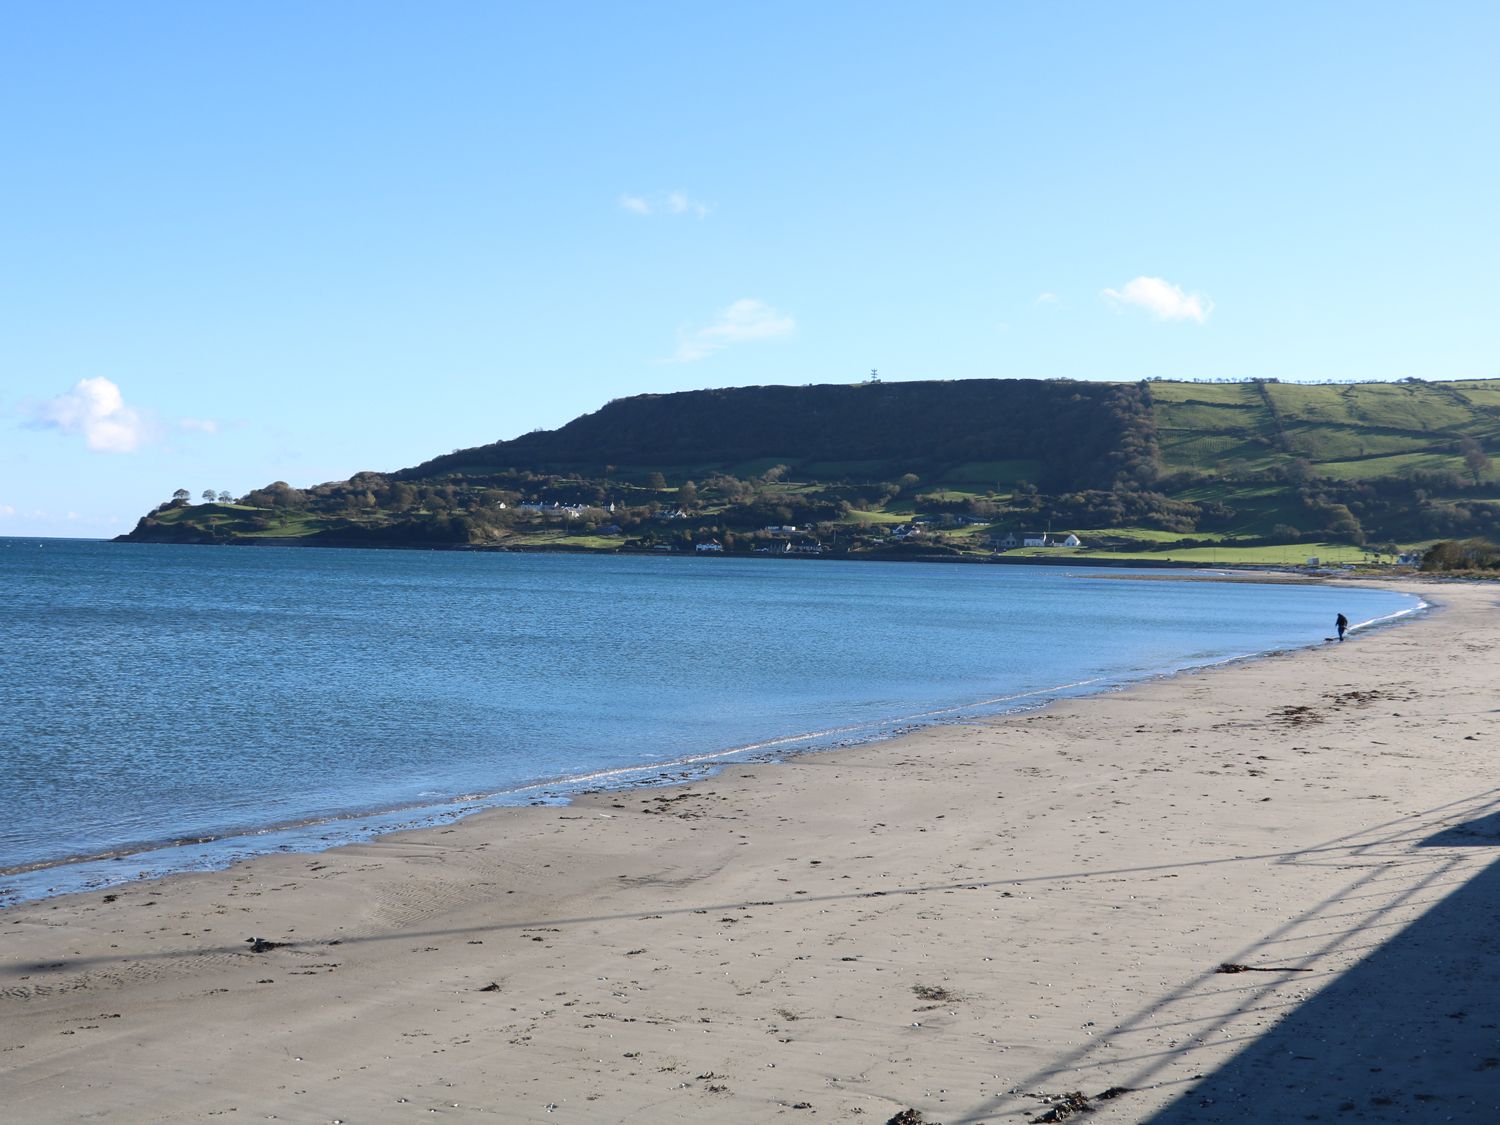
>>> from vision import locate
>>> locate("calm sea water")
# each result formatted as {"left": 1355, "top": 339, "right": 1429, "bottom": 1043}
{"left": 0, "top": 539, "right": 1420, "bottom": 903}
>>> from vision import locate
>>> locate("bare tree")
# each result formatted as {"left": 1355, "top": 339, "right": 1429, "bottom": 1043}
{"left": 1460, "top": 438, "right": 1492, "bottom": 485}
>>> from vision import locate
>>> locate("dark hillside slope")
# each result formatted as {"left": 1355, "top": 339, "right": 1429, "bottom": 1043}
{"left": 398, "top": 379, "right": 1157, "bottom": 490}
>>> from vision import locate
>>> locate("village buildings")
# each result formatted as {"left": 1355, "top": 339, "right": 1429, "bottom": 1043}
{"left": 993, "top": 530, "right": 1083, "bottom": 549}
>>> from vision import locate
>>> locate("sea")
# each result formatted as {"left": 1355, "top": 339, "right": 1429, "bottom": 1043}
{"left": 0, "top": 538, "right": 1422, "bottom": 905}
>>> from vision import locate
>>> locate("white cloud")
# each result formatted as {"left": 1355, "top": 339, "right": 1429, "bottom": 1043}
{"left": 665, "top": 191, "right": 709, "bottom": 218}
{"left": 620, "top": 190, "right": 710, "bottom": 218}
{"left": 0, "top": 504, "right": 15, "bottom": 517}
{"left": 28, "top": 377, "right": 150, "bottom": 452}
{"left": 672, "top": 298, "right": 796, "bottom": 362}
{"left": 1034, "top": 292, "right": 1060, "bottom": 305}
{"left": 1102, "top": 276, "right": 1212, "bottom": 323}
{"left": 24, "top": 378, "right": 221, "bottom": 451}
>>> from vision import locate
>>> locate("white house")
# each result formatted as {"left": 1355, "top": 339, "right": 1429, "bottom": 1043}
{"left": 1000, "top": 531, "right": 1082, "bottom": 549}
{"left": 695, "top": 540, "right": 724, "bottom": 553}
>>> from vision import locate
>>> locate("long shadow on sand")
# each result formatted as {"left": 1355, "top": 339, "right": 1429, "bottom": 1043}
{"left": 1140, "top": 816, "right": 1500, "bottom": 1124}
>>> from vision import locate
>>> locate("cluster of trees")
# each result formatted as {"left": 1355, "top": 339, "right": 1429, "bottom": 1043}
{"left": 1420, "top": 539, "right": 1500, "bottom": 572}
{"left": 1035, "top": 484, "right": 1224, "bottom": 534}
{"left": 1289, "top": 474, "right": 1500, "bottom": 545}
{"left": 160, "top": 487, "right": 230, "bottom": 510}
{"left": 1459, "top": 438, "right": 1493, "bottom": 485}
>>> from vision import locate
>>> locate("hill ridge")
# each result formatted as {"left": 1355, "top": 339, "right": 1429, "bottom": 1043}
{"left": 118, "top": 376, "right": 1500, "bottom": 561}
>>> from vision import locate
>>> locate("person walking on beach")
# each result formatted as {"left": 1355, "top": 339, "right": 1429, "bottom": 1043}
{"left": 1336, "top": 613, "right": 1349, "bottom": 642}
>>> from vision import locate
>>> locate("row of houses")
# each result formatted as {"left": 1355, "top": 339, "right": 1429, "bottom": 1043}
{"left": 890, "top": 523, "right": 1083, "bottom": 549}
{"left": 514, "top": 500, "right": 618, "bottom": 518}
{"left": 697, "top": 530, "right": 1082, "bottom": 554}
{"left": 513, "top": 500, "right": 692, "bottom": 522}
{"left": 696, "top": 539, "right": 823, "bottom": 555}
{"left": 513, "top": 506, "right": 1080, "bottom": 552}
{"left": 992, "top": 531, "right": 1083, "bottom": 549}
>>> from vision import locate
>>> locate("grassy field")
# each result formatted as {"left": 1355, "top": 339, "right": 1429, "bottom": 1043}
{"left": 839, "top": 508, "right": 911, "bottom": 525}
{"left": 1149, "top": 379, "right": 1500, "bottom": 482}
{"left": 1002, "top": 541, "right": 1379, "bottom": 565}
{"left": 149, "top": 503, "right": 335, "bottom": 538}
{"left": 237, "top": 514, "right": 337, "bottom": 537}
{"left": 1317, "top": 451, "right": 1474, "bottom": 481}
{"left": 919, "top": 488, "right": 987, "bottom": 501}
{"left": 1449, "top": 381, "right": 1500, "bottom": 409}
{"left": 1070, "top": 526, "right": 1229, "bottom": 543}
{"left": 1148, "top": 381, "right": 1263, "bottom": 407}
{"left": 506, "top": 532, "right": 622, "bottom": 549}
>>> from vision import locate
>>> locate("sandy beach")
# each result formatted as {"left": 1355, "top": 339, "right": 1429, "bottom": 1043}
{"left": 3, "top": 578, "right": 1498, "bottom": 1123}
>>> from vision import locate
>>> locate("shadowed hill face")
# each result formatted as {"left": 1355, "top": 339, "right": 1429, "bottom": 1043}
{"left": 400, "top": 377, "right": 1500, "bottom": 488}
{"left": 396, "top": 379, "right": 1156, "bottom": 492}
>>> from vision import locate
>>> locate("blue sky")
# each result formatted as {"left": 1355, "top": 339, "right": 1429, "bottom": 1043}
{"left": 3, "top": 1, "right": 1496, "bottom": 537}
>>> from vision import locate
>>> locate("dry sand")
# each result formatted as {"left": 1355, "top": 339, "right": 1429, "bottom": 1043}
{"left": 3, "top": 578, "right": 1499, "bottom": 1124}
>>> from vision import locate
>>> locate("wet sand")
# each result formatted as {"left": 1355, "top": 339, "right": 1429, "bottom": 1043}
{"left": 3, "top": 579, "right": 1498, "bottom": 1123}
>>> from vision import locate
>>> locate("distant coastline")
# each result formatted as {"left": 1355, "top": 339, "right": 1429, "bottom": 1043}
{"left": 115, "top": 376, "right": 1500, "bottom": 570}
{"left": 112, "top": 531, "right": 1386, "bottom": 575}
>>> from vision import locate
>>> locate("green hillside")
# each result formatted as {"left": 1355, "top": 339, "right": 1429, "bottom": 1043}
{"left": 119, "top": 377, "right": 1500, "bottom": 564}
{"left": 1151, "top": 379, "right": 1500, "bottom": 481}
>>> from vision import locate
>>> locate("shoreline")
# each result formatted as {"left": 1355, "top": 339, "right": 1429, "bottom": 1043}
{"left": 1, "top": 574, "right": 1424, "bottom": 906}
{"left": 99, "top": 528, "right": 1403, "bottom": 572}
{"left": 6, "top": 577, "right": 1497, "bottom": 1122}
